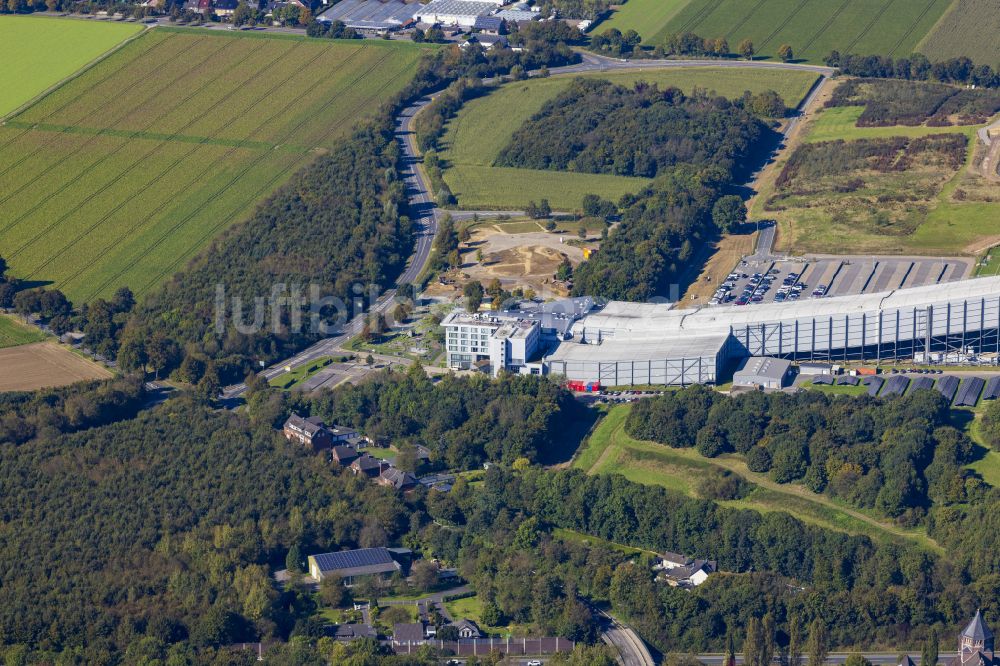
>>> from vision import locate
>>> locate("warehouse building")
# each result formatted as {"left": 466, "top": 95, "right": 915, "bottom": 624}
{"left": 414, "top": 0, "right": 500, "bottom": 27}
{"left": 732, "top": 357, "right": 793, "bottom": 390}
{"left": 543, "top": 276, "right": 1000, "bottom": 386}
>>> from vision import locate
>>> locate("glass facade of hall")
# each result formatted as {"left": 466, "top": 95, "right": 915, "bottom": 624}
{"left": 731, "top": 296, "right": 1000, "bottom": 361}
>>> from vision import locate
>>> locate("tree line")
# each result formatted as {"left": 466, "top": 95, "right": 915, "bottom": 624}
{"left": 827, "top": 78, "right": 1000, "bottom": 127}
{"left": 625, "top": 386, "right": 990, "bottom": 522}
{"left": 828, "top": 51, "right": 1000, "bottom": 89}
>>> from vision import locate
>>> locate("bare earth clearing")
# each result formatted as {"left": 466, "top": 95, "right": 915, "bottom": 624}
{"left": 0, "top": 342, "right": 111, "bottom": 392}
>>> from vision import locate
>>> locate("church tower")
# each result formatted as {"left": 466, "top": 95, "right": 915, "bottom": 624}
{"left": 959, "top": 610, "right": 995, "bottom": 666}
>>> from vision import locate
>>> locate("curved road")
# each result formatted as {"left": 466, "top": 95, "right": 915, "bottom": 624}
{"left": 223, "top": 53, "right": 833, "bottom": 398}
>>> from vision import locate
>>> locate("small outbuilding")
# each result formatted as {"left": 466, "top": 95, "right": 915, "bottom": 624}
{"left": 798, "top": 361, "right": 833, "bottom": 376}
{"left": 733, "top": 356, "right": 793, "bottom": 390}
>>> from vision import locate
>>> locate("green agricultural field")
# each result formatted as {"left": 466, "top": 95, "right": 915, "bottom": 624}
{"left": 575, "top": 404, "right": 942, "bottom": 552}
{"left": 440, "top": 67, "right": 819, "bottom": 210}
{"left": 917, "top": 0, "right": 1000, "bottom": 69}
{"left": 0, "top": 314, "right": 48, "bottom": 349}
{"left": 612, "top": 0, "right": 953, "bottom": 64}
{"left": 596, "top": 0, "right": 691, "bottom": 41}
{"left": 0, "top": 16, "right": 141, "bottom": 119}
{"left": 0, "top": 30, "right": 423, "bottom": 304}
{"left": 804, "top": 106, "right": 976, "bottom": 143}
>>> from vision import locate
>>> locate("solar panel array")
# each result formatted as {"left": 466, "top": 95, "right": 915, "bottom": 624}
{"left": 908, "top": 377, "right": 934, "bottom": 393}
{"left": 881, "top": 375, "right": 910, "bottom": 397}
{"left": 954, "top": 377, "right": 985, "bottom": 407}
{"left": 810, "top": 375, "right": 833, "bottom": 385}
{"left": 864, "top": 376, "right": 884, "bottom": 396}
{"left": 935, "top": 375, "right": 960, "bottom": 403}
{"left": 836, "top": 376, "right": 859, "bottom": 386}
{"left": 985, "top": 377, "right": 1000, "bottom": 401}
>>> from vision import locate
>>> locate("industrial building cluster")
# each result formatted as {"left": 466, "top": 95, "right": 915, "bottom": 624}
{"left": 315, "top": 0, "right": 548, "bottom": 35}
{"left": 443, "top": 275, "right": 1000, "bottom": 386}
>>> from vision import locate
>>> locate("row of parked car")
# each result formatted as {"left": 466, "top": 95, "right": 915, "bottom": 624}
{"left": 710, "top": 268, "right": 829, "bottom": 306}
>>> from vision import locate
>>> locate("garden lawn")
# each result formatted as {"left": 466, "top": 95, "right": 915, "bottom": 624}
{"left": 440, "top": 67, "right": 818, "bottom": 210}
{"left": 0, "top": 16, "right": 141, "bottom": 118}
{"left": 0, "top": 314, "right": 48, "bottom": 349}
{"left": 0, "top": 29, "right": 424, "bottom": 303}
{"left": 644, "top": 0, "right": 952, "bottom": 63}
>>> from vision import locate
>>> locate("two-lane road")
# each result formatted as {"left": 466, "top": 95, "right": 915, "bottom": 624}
{"left": 223, "top": 55, "right": 833, "bottom": 398}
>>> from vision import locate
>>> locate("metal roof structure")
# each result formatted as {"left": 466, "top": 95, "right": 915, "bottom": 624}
{"left": 733, "top": 356, "right": 791, "bottom": 383}
{"left": 986, "top": 377, "right": 1000, "bottom": 400}
{"left": 963, "top": 610, "right": 994, "bottom": 643}
{"left": 955, "top": 377, "right": 985, "bottom": 406}
{"left": 882, "top": 374, "right": 910, "bottom": 396}
{"left": 317, "top": 0, "right": 418, "bottom": 28}
{"left": 547, "top": 331, "right": 731, "bottom": 363}
{"left": 936, "top": 375, "right": 960, "bottom": 402}
{"left": 576, "top": 276, "right": 1000, "bottom": 340}
{"left": 864, "top": 376, "right": 883, "bottom": 396}
{"left": 415, "top": 0, "right": 499, "bottom": 19}
{"left": 310, "top": 547, "right": 400, "bottom": 577}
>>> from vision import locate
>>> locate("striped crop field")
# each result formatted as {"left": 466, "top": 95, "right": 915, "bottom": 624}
{"left": 917, "top": 0, "right": 1000, "bottom": 68}
{"left": 602, "top": 0, "right": 954, "bottom": 64}
{"left": 0, "top": 29, "right": 423, "bottom": 303}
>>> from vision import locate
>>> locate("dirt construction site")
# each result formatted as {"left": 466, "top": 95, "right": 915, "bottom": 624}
{"left": 425, "top": 222, "right": 594, "bottom": 299}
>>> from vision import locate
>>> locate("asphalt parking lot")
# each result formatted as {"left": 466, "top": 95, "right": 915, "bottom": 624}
{"left": 708, "top": 256, "right": 974, "bottom": 307}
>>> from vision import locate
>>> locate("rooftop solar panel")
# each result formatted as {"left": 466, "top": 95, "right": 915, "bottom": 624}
{"left": 909, "top": 377, "right": 934, "bottom": 393}
{"left": 836, "top": 376, "right": 859, "bottom": 385}
{"left": 935, "top": 376, "right": 960, "bottom": 402}
{"left": 881, "top": 375, "right": 910, "bottom": 397}
{"left": 984, "top": 376, "right": 1000, "bottom": 400}
{"left": 955, "top": 377, "right": 985, "bottom": 407}
{"left": 864, "top": 376, "right": 884, "bottom": 396}
{"left": 312, "top": 547, "right": 394, "bottom": 574}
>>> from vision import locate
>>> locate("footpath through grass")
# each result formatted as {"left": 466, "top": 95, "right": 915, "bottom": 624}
{"left": 0, "top": 314, "right": 48, "bottom": 349}
{"left": 440, "top": 67, "right": 819, "bottom": 210}
{"left": 575, "top": 404, "right": 943, "bottom": 553}
{"left": 0, "top": 16, "right": 142, "bottom": 118}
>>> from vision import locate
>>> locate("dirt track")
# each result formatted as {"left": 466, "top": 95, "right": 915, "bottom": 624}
{"left": 0, "top": 342, "right": 111, "bottom": 392}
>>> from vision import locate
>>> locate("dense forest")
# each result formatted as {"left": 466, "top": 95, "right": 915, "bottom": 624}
{"left": 295, "top": 365, "right": 582, "bottom": 468}
{"left": 4, "top": 366, "right": 1000, "bottom": 662}
{"left": 495, "top": 78, "right": 774, "bottom": 179}
{"left": 827, "top": 78, "right": 1000, "bottom": 126}
{"left": 570, "top": 165, "right": 733, "bottom": 300}
{"left": 625, "top": 387, "right": 990, "bottom": 522}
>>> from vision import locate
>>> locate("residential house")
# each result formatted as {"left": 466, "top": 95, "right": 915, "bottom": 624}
{"left": 307, "top": 547, "right": 402, "bottom": 585}
{"left": 331, "top": 445, "right": 359, "bottom": 466}
{"left": 328, "top": 424, "right": 361, "bottom": 443}
{"left": 665, "top": 559, "right": 717, "bottom": 587}
{"left": 350, "top": 454, "right": 389, "bottom": 478}
{"left": 392, "top": 623, "right": 427, "bottom": 645}
{"left": 214, "top": 0, "right": 238, "bottom": 15}
{"left": 283, "top": 413, "right": 334, "bottom": 451}
{"left": 658, "top": 552, "right": 692, "bottom": 570}
{"left": 378, "top": 468, "right": 418, "bottom": 491}
{"left": 334, "top": 624, "right": 377, "bottom": 641}
{"left": 473, "top": 14, "right": 503, "bottom": 33}
{"left": 450, "top": 619, "right": 482, "bottom": 639}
